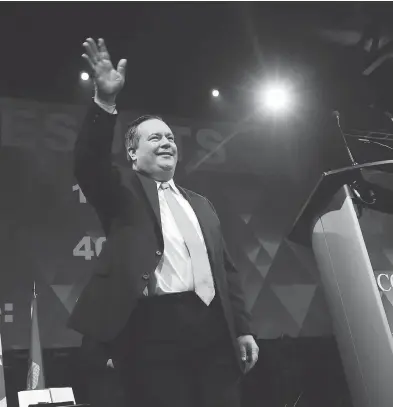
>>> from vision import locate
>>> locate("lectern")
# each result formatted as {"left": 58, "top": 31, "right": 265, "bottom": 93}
{"left": 289, "top": 160, "right": 393, "bottom": 407}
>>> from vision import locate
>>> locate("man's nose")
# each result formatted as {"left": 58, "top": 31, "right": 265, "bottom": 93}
{"left": 160, "top": 137, "right": 171, "bottom": 146}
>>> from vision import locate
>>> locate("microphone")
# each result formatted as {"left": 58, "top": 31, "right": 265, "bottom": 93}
{"left": 332, "top": 110, "right": 357, "bottom": 166}
{"left": 332, "top": 110, "right": 376, "bottom": 204}
{"left": 332, "top": 110, "right": 340, "bottom": 120}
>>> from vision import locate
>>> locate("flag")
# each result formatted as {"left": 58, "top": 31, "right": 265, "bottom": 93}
{"left": 0, "top": 326, "right": 7, "bottom": 407}
{"left": 26, "top": 284, "right": 45, "bottom": 390}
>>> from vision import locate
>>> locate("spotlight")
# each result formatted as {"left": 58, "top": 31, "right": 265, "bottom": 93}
{"left": 259, "top": 84, "right": 291, "bottom": 113}
{"left": 80, "top": 72, "right": 90, "bottom": 81}
{"left": 212, "top": 89, "right": 220, "bottom": 98}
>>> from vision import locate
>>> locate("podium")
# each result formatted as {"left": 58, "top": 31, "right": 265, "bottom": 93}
{"left": 288, "top": 160, "right": 393, "bottom": 407}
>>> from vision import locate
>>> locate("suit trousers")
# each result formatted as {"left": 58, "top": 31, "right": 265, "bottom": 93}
{"left": 99, "top": 291, "right": 242, "bottom": 407}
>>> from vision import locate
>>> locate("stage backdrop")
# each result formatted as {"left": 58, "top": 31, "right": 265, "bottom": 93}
{"left": 0, "top": 97, "right": 349, "bottom": 350}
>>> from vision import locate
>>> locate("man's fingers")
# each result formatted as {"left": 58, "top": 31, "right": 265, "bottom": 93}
{"left": 86, "top": 38, "right": 99, "bottom": 56}
{"left": 97, "top": 38, "right": 111, "bottom": 59}
{"left": 83, "top": 43, "right": 97, "bottom": 65}
{"left": 83, "top": 38, "right": 99, "bottom": 64}
{"left": 244, "top": 354, "right": 258, "bottom": 374}
{"left": 82, "top": 53, "right": 95, "bottom": 70}
{"left": 244, "top": 346, "right": 258, "bottom": 373}
{"left": 117, "top": 59, "right": 127, "bottom": 77}
{"left": 240, "top": 346, "right": 246, "bottom": 361}
{"left": 251, "top": 347, "right": 259, "bottom": 363}
{"left": 250, "top": 350, "right": 258, "bottom": 369}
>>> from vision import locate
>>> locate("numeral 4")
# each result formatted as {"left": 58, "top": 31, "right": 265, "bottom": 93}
{"left": 73, "top": 236, "right": 106, "bottom": 260}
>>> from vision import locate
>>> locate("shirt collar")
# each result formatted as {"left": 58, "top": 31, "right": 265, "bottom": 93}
{"left": 155, "top": 178, "right": 179, "bottom": 194}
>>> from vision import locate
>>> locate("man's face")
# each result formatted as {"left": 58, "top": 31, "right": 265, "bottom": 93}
{"left": 131, "top": 119, "right": 178, "bottom": 181}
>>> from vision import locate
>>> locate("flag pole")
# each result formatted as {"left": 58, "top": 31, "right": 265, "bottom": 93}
{"left": 0, "top": 314, "right": 7, "bottom": 406}
{"left": 27, "top": 281, "right": 45, "bottom": 390}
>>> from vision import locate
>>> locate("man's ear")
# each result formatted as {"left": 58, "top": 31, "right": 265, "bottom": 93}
{"left": 127, "top": 147, "right": 136, "bottom": 161}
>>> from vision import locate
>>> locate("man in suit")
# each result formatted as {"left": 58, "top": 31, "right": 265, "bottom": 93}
{"left": 68, "top": 37, "right": 259, "bottom": 407}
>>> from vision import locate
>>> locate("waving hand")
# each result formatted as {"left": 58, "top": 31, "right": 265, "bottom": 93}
{"left": 82, "top": 38, "right": 127, "bottom": 104}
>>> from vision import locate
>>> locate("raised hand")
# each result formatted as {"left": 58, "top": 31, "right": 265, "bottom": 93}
{"left": 82, "top": 38, "right": 127, "bottom": 104}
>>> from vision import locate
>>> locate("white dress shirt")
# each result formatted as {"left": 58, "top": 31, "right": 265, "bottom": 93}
{"left": 94, "top": 95, "right": 117, "bottom": 114}
{"left": 152, "top": 179, "right": 211, "bottom": 295}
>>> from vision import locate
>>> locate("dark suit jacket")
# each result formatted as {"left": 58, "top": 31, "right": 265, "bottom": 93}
{"left": 67, "top": 102, "right": 253, "bottom": 370}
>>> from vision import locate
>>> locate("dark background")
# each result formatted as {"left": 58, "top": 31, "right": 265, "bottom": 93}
{"left": 2, "top": 2, "right": 393, "bottom": 122}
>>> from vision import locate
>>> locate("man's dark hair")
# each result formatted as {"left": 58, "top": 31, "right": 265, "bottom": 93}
{"left": 124, "top": 114, "right": 163, "bottom": 162}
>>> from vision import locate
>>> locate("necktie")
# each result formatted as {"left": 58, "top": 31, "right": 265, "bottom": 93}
{"left": 160, "top": 182, "right": 215, "bottom": 305}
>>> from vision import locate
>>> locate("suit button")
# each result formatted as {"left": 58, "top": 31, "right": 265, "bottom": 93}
{"left": 156, "top": 250, "right": 162, "bottom": 256}
{"left": 142, "top": 273, "right": 150, "bottom": 280}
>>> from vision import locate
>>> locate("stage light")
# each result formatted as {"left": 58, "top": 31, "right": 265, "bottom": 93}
{"left": 80, "top": 72, "right": 90, "bottom": 81}
{"left": 259, "top": 84, "right": 291, "bottom": 113}
{"left": 212, "top": 89, "right": 220, "bottom": 98}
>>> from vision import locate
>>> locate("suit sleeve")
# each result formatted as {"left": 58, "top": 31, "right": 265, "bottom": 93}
{"left": 205, "top": 198, "right": 256, "bottom": 338}
{"left": 223, "top": 239, "right": 256, "bottom": 338}
{"left": 74, "top": 101, "right": 123, "bottom": 233}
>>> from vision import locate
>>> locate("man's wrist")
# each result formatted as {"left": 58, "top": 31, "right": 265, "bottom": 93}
{"left": 95, "top": 91, "right": 117, "bottom": 106}
{"left": 237, "top": 332, "right": 257, "bottom": 340}
{"left": 94, "top": 94, "right": 117, "bottom": 114}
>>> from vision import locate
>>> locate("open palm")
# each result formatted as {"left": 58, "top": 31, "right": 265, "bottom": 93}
{"left": 82, "top": 38, "right": 127, "bottom": 101}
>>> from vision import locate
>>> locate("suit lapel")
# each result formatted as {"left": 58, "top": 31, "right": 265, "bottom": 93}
{"left": 135, "top": 172, "right": 162, "bottom": 228}
{"left": 177, "top": 185, "right": 216, "bottom": 267}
